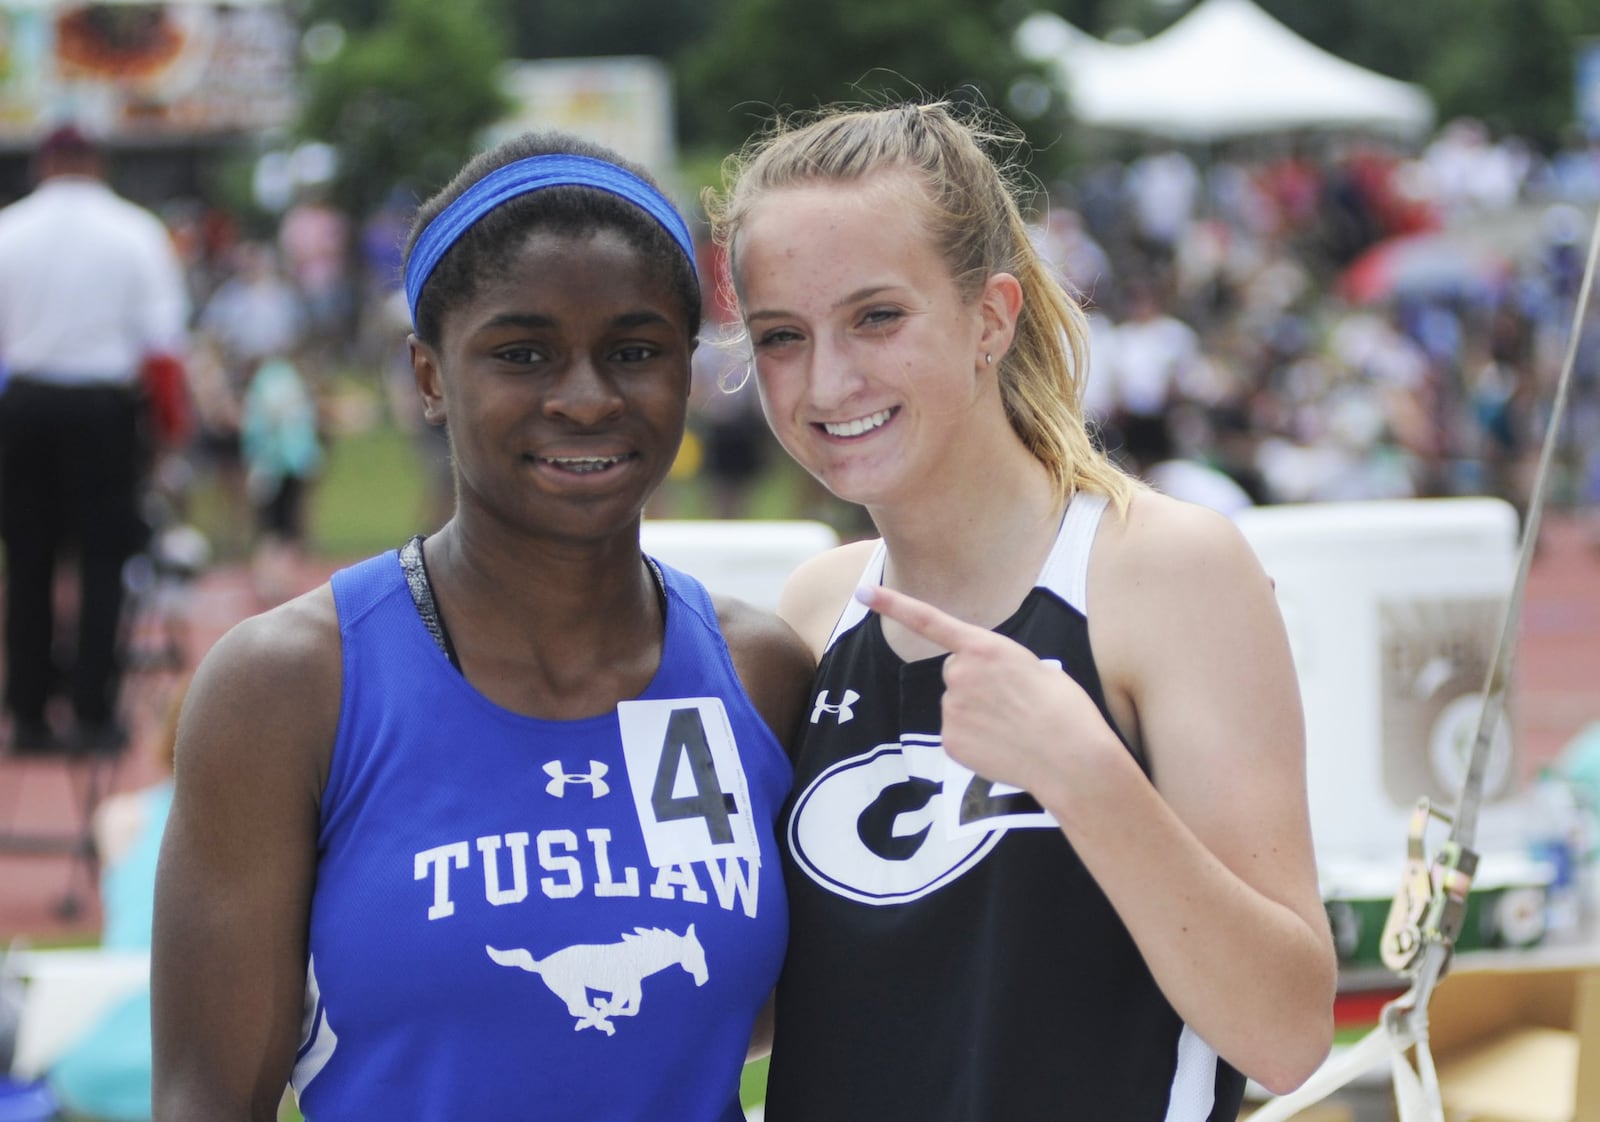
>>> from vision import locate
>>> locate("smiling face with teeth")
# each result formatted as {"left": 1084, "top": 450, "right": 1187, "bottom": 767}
{"left": 733, "top": 172, "right": 1022, "bottom": 511}
{"left": 411, "top": 225, "right": 693, "bottom": 544}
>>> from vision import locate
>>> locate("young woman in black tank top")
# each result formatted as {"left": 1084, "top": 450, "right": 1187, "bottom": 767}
{"left": 707, "top": 101, "right": 1337, "bottom": 1122}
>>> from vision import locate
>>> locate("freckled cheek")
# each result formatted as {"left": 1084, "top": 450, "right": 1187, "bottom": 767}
{"left": 747, "top": 352, "right": 781, "bottom": 395}
{"left": 751, "top": 363, "right": 808, "bottom": 429}
{"left": 857, "top": 340, "right": 916, "bottom": 394}
{"left": 764, "top": 411, "right": 816, "bottom": 469}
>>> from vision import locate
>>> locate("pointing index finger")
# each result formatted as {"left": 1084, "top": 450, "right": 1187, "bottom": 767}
{"left": 855, "top": 584, "right": 989, "bottom": 653}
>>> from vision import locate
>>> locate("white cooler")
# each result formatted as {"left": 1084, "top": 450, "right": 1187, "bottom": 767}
{"left": 641, "top": 519, "right": 839, "bottom": 612}
{"left": 1233, "top": 497, "right": 1523, "bottom": 866}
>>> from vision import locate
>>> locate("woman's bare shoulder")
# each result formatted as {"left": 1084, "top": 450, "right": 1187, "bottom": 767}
{"left": 714, "top": 595, "right": 814, "bottom": 673}
{"left": 713, "top": 595, "right": 816, "bottom": 754}
{"left": 776, "top": 539, "right": 881, "bottom": 658}
{"left": 1090, "top": 489, "right": 1287, "bottom": 713}
{"left": 178, "top": 583, "right": 343, "bottom": 796}
{"left": 198, "top": 584, "right": 341, "bottom": 691}
{"left": 1094, "top": 489, "right": 1265, "bottom": 593}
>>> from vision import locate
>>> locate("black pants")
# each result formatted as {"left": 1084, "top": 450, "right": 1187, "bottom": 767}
{"left": 0, "top": 379, "right": 146, "bottom": 728}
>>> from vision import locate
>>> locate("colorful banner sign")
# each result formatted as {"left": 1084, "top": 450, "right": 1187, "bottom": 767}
{"left": 0, "top": 2, "right": 297, "bottom": 141}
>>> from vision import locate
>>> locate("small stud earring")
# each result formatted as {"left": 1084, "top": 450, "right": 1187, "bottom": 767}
{"left": 985, "top": 353, "right": 994, "bottom": 366}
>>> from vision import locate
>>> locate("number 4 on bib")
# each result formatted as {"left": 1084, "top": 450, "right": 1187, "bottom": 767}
{"left": 653, "top": 707, "right": 737, "bottom": 843}
{"left": 618, "top": 698, "right": 761, "bottom": 869}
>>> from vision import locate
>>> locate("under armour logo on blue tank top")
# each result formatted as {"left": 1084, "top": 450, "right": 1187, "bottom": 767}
{"left": 543, "top": 759, "right": 611, "bottom": 798}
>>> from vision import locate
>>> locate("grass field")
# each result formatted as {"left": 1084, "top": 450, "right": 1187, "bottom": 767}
{"left": 309, "top": 423, "right": 437, "bottom": 559}
{"left": 176, "top": 360, "right": 856, "bottom": 566}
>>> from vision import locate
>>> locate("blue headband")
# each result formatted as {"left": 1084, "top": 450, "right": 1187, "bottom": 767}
{"left": 404, "top": 153, "right": 697, "bottom": 328}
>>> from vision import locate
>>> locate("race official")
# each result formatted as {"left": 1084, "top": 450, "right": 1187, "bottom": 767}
{"left": 0, "top": 124, "right": 190, "bottom": 753}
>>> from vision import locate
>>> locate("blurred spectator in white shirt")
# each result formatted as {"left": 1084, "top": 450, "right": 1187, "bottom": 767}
{"left": 0, "top": 124, "right": 189, "bottom": 753}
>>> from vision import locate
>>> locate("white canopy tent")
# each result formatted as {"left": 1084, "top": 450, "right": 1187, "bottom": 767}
{"left": 1016, "top": 0, "right": 1435, "bottom": 143}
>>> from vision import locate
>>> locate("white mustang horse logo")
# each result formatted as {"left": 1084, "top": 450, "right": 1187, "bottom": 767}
{"left": 486, "top": 925, "right": 708, "bottom": 1035}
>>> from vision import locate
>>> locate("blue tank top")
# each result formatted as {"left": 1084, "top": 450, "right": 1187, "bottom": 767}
{"left": 293, "top": 550, "right": 791, "bottom": 1121}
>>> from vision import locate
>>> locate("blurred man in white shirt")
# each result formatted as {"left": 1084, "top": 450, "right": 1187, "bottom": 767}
{"left": 0, "top": 124, "right": 189, "bottom": 753}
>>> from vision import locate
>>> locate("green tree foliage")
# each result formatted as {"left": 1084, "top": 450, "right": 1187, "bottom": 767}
{"left": 1264, "top": 0, "right": 1587, "bottom": 148}
{"left": 295, "top": 0, "right": 514, "bottom": 220}
{"left": 504, "top": 0, "right": 720, "bottom": 61}
{"left": 293, "top": 0, "right": 393, "bottom": 33}
{"left": 302, "top": 0, "right": 719, "bottom": 59}
{"left": 676, "top": 0, "right": 1062, "bottom": 168}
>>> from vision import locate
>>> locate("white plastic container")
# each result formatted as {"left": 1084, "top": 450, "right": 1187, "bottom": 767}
{"left": 1234, "top": 498, "right": 1523, "bottom": 864}
{"left": 641, "top": 519, "right": 840, "bottom": 611}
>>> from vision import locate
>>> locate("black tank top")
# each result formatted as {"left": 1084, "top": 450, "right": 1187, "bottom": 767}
{"left": 766, "top": 493, "right": 1246, "bottom": 1122}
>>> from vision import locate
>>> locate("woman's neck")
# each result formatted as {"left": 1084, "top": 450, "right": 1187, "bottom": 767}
{"left": 871, "top": 440, "right": 1067, "bottom": 631}
{"left": 427, "top": 515, "right": 657, "bottom": 648}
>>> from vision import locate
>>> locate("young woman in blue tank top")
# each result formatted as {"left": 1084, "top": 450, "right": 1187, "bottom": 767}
{"left": 706, "top": 103, "right": 1339, "bottom": 1120}
{"left": 152, "top": 133, "right": 812, "bottom": 1121}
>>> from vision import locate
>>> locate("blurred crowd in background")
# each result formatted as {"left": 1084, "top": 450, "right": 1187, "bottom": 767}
{"left": 1040, "top": 119, "right": 1600, "bottom": 520}
{"left": 140, "top": 113, "right": 1600, "bottom": 565}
